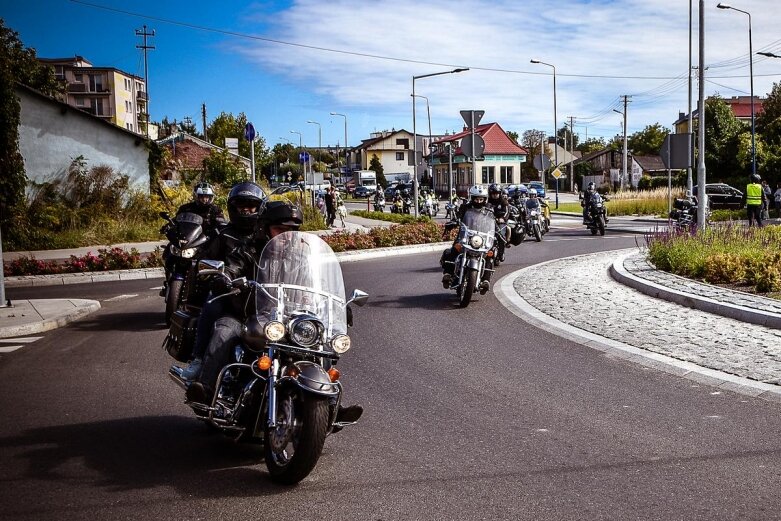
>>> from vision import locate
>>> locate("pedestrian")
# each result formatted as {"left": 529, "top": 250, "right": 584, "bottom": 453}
{"left": 774, "top": 182, "right": 781, "bottom": 219}
{"left": 761, "top": 179, "right": 772, "bottom": 220}
{"left": 745, "top": 174, "right": 765, "bottom": 228}
{"left": 324, "top": 185, "right": 336, "bottom": 227}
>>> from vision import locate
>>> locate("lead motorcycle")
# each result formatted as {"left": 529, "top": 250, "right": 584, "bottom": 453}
{"left": 167, "top": 231, "right": 369, "bottom": 485}
{"left": 523, "top": 198, "right": 543, "bottom": 242}
{"left": 584, "top": 192, "right": 608, "bottom": 236}
{"left": 443, "top": 207, "right": 496, "bottom": 307}
{"left": 160, "top": 211, "right": 210, "bottom": 324}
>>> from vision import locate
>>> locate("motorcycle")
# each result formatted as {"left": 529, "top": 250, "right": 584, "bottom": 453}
{"left": 445, "top": 198, "right": 461, "bottom": 221}
{"left": 168, "top": 231, "right": 369, "bottom": 485}
{"left": 539, "top": 200, "right": 551, "bottom": 234}
{"left": 584, "top": 193, "right": 608, "bottom": 236}
{"left": 443, "top": 208, "right": 496, "bottom": 308}
{"left": 159, "top": 211, "right": 210, "bottom": 325}
{"left": 402, "top": 195, "right": 413, "bottom": 214}
{"left": 523, "top": 199, "right": 544, "bottom": 242}
{"left": 670, "top": 196, "right": 708, "bottom": 231}
{"left": 373, "top": 195, "right": 386, "bottom": 213}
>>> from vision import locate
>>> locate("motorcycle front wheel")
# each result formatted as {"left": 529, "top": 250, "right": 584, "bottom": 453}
{"left": 533, "top": 224, "right": 542, "bottom": 242}
{"left": 165, "top": 278, "right": 183, "bottom": 325}
{"left": 265, "top": 388, "right": 329, "bottom": 486}
{"left": 459, "top": 268, "right": 477, "bottom": 308}
{"left": 598, "top": 215, "right": 606, "bottom": 236}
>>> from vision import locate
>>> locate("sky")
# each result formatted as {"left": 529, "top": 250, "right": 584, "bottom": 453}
{"left": 3, "top": 0, "right": 781, "bottom": 151}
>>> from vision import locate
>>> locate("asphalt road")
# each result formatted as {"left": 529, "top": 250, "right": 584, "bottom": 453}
{"left": 2, "top": 228, "right": 780, "bottom": 520}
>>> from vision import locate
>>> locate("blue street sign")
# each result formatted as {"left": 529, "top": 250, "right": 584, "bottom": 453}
{"left": 299, "top": 152, "right": 310, "bottom": 164}
{"left": 244, "top": 122, "right": 256, "bottom": 142}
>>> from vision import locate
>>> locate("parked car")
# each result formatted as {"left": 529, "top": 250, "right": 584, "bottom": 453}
{"left": 692, "top": 183, "right": 744, "bottom": 210}
{"left": 528, "top": 181, "right": 546, "bottom": 199}
{"left": 354, "top": 185, "right": 376, "bottom": 198}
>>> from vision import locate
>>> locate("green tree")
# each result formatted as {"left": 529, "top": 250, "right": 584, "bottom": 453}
{"left": 521, "top": 129, "right": 548, "bottom": 180}
{"left": 368, "top": 154, "right": 387, "bottom": 188}
{"left": 202, "top": 148, "right": 247, "bottom": 186}
{"left": 756, "top": 82, "right": 781, "bottom": 181}
{"left": 627, "top": 123, "right": 668, "bottom": 156}
{"left": 557, "top": 124, "right": 578, "bottom": 149}
{"left": 696, "top": 95, "right": 747, "bottom": 181}
{"left": 178, "top": 118, "right": 199, "bottom": 136}
{"left": 0, "top": 19, "right": 64, "bottom": 230}
{"left": 507, "top": 131, "right": 519, "bottom": 144}
{"left": 577, "top": 137, "right": 607, "bottom": 155}
{"left": 207, "top": 111, "right": 270, "bottom": 166}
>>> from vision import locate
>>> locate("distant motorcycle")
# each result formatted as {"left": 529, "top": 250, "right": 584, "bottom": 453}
{"left": 373, "top": 195, "right": 386, "bottom": 213}
{"left": 442, "top": 207, "right": 496, "bottom": 308}
{"left": 523, "top": 199, "right": 543, "bottom": 242}
{"left": 670, "top": 196, "right": 708, "bottom": 231}
{"left": 584, "top": 193, "right": 608, "bottom": 236}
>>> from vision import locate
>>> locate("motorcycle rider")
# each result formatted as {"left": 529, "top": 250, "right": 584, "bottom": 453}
{"left": 440, "top": 185, "right": 494, "bottom": 293}
{"left": 580, "top": 182, "right": 597, "bottom": 224}
{"left": 488, "top": 183, "right": 511, "bottom": 262}
{"left": 374, "top": 188, "right": 385, "bottom": 211}
{"left": 185, "top": 198, "right": 363, "bottom": 426}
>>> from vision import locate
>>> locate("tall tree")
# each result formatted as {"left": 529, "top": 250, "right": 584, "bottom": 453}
{"left": 627, "top": 123, "right": 668, "bottom": 156}
{"left": 368, "top": 154, "right": 387, "bottom": 188}
{"left": 577, "top": 137, "right": 607, "bottom": 155}
{"left": 0, "top": 19, "right": 65, "bottom": 229}
{"left": 557, "top": 124, "right": 578, "bottom": 149}
{"left": 507, "top": 130, "right": 519, "bottom": 144}
{"left": 521, "top": 129, "right": 548, "bottom": 181}
{"left": 756, "top": 82, "right": 781, "bottom": 181}
{"left": 207, "top": 111, "right": 270, "bottom": 168}
{"left": 697, "top": 95, "right": 747, "bottom": 181}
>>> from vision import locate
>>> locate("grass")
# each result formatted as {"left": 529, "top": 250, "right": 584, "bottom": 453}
{"left": 646, "top": 223, "right": 781, "bottom": 295}
{"left": 351, "top": 210, "right": 430, "bottom": 224}
{"left": 551, "top": 188, "right": 686, "bottom": 217}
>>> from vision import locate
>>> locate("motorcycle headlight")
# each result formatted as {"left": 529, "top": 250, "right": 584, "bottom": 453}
{"left": 264, "top": 321, "right": 285, "bottom": 342}
{"left": 290, "top": 319, "right": 321, "bottom": 347}
{"left": 331, "top": 334, "right": 351, "bottom": 353}
{"left": 530, "top": 210, "right": 539, "bottom": 216}
{"left": 180, "top": 247, "right": 197, "bottom": 258}
{"left": 169, "top": 244, "right": 181, "bottom": 256}
{"left": 469, "top": 235, "right": 484, "bottom": 248}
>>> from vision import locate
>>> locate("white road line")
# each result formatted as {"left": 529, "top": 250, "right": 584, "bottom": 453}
{"left": 0, "top": 345, "right": 23, "bottom": 353}
{"left": 103, "top": 294, "right": 139, "bottom": 302}
{"left": 0, "top": 336, "right": 43, "bottom": 344}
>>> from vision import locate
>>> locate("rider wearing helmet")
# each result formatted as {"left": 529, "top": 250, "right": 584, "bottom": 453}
{"left": 176, "top": 182, "right": 225, "bottom": 236}
{"left": 746, "top": 173, "right": 765, "bottom": 227}
{"left": 488, "top": 183, "right": 511, "bottom": 262}
{"left": 581, "top": 182, "right": 597, "bottom": 224}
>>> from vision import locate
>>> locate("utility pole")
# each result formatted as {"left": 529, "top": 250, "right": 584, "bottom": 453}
{"left": 135, "top": 25, "right": 155, "bottom": 138}
{"left": 697, "top": 0, "right": 707, "bottom": 226}
{"left": 202, "top": 103, "right": 208, "bottom": 143}
{"left": 620, "top": 95, "right": 631, "bottom": 190}
{"left": 569, "top": 116, "right": 576, "bottom": 192}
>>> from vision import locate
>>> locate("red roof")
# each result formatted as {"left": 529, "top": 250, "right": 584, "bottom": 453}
{"left": 434, "top": 122, "right": 527, "bottom": 155}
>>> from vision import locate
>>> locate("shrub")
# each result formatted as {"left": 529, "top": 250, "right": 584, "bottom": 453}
{"left": 703, "top": 253, "right": 746, "bottom": 284}
{"left": 351, "top": 210, "right": 429, "bottom": 224}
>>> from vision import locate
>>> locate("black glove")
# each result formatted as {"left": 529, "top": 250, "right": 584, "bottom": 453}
{"left": 210, "top": 275, "right": 232, "bottom": 295}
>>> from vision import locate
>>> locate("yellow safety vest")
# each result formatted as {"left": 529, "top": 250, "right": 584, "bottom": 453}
{"left": 746, "top": 183, "right": 762, "bottom": 206}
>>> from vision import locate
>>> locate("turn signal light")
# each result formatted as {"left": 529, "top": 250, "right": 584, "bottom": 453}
{"left": 257, "top": 355, "right": 272, "bottom": 371}
{"left": 454, "top": 243, "right": 463, "bottom": 252}
{"left": 486, "top": 249, "right": 494, "bottom": 258}
{"left": 328, "top": 367, "right": 341, "bottom": 382}
{"left": 285, "top": 366, "right": 300, "bottom": 378}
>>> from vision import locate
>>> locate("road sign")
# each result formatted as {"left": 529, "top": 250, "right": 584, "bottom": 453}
{"left": 550, "top": 167, "right": 563, "bottom": 179}
{"left": 460, "top": 134, "right": 485, "bottom": 159}
{"left": 659, "top": 133, "right": 693, "bottom": 169}
{"left": 460, "top": 110, "right": 485, "bottom": 128}
{"left": 299, "top": 152, "right": 310, "bottom": 164}
{"left": 533, "top": 154, "right": 551, "bottom": 171}
{"left": 244, "top": 122, "right": 256, "bottom": 142}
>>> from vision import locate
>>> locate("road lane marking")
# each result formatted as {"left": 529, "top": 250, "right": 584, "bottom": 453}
{"left": 103, "top": 294, "right": 139, "bottom": 302}
{"left": 0, "top": 336, "right": 43, "bottom": 343}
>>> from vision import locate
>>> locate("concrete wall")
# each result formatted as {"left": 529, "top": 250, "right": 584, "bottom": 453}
{"left": 16, "top": 86, "right": 150, "bottom": 193}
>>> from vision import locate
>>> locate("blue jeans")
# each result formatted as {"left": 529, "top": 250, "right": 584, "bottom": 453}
{"left": 192, "top": 294, "right": 228, "bottom": 360}
{"left": 197, "top": 314, "right": 243, "bottom": 390}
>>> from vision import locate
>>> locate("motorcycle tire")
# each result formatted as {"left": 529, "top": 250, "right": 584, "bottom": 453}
{"left": 533, "top": 224, "right": 542, "bottom": 242}
{"left": 590, "top": 227, "right": 598, "bottom": 235}
{"left": 459, "top": 268, "right": 477, "bottom": 308}
{"left": 598, "top": 215, "right": 606, "bottom": 236}
{"left": 165, "top": 278, "right": 183, "bottom": 326}
{"left": 265, "top": 388, "right": 329, "bottom": 485}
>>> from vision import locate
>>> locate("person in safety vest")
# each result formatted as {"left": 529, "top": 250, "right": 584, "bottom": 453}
{"left": 745, "top": 173, "right": 766, "bottom": 228}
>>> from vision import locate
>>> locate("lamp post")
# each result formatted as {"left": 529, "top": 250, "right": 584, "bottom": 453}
{"left": 531, "top": 59, "right": 558, "bottom": 207}
{"left": 717, "top": 3, "right": 756, "bottom": 177}
{"left": 290, "top": 128, "right": 303, "bottom": 184}
{"left": 758, "top": 51, "right": 781, "bottom": 58}
{"left": 412, "top": 68, "right": 468, "bottom": 217}
{"left": 613, "top": 108, "right": 628, "bottom": 190}
{"left": 307, "top": 120, "right": 321, "bottom": 192}
{"left": 330, "top": 112, "right": 348, "bottom": 183}
{"left": 412, "top": 94, "right": 433, "bottom": 191}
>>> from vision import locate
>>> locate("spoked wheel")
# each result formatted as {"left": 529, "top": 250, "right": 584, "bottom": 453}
{"left": 165, "top": 279, "right": 183, "bottom": 326}
{"left": 598, "top": 215, "right": 606, "bottom": 236}
{"left": 265, "top": 388, "right": 329, "bottom": 486}
{"left": 459, "top": 268, "right": 477, "bottom": 308}
{"left": 533, "top": 224, "right": 542, "bottom": 242}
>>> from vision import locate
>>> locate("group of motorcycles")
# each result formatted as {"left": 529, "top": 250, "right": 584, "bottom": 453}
{"left": 159, "top": 211, "right": 369, "bottom": 485}
{"left": 376, "top": 191, "right": 440, "bottom": 216}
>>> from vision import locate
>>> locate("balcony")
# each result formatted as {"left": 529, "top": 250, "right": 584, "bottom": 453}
{"left": 67, "top": 83, "right": 86, "bottom": 93}
{"left": 136, "top": 90, "right": 148, "bottom": 100}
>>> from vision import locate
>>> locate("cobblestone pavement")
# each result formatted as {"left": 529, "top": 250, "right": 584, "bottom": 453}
{"left": 510, "top": 248, "right": 781, "bottom": 386}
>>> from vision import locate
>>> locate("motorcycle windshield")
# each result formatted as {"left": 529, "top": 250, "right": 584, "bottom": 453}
{"left": 174, "top": 212, "right": 204, "bottom": 242}
{"left": 459, "top": 208, "right": 496, "bottom": 247}
{"left": 525, "top": 199, "right": 541, "bottom": 211}
{"left": 254, "top": 232, "right": 347, "bottom": 336}
{"left": 590, "top": 193, "right": 604, "bottom": 205}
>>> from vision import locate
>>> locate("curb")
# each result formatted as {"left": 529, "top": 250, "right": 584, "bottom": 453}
{"left": 609, "top": 252, "right": 781, "bottom": 330}
{"left": 5, "top": 242, "right": 453, "bottom": 287}
{"left": 0, "top": 299, "right": 101, "bottom": 338}
{"left": 493, "top": 255, "right": 781, "bottom": 403}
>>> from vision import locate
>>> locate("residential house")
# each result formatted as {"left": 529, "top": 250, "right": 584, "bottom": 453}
{"left": 352, "top": 129, "right": 416, "bottom": 181}
{"left": 16, "top": 83, "right": 150, "bottom": 192}
{"left": 157, "top": 133, "right": 251, "bottom": 184}
{"left": 38, "top": 55, "right": 157, "bottom": 138}
{"left": 431, "top": 123, "right": 528, "bottom": 195}
{"left": 674, "top": 95, "right": 764, "bottom": 133}
{"left": 574, "top": 148, "right": 645, "bottom": 189}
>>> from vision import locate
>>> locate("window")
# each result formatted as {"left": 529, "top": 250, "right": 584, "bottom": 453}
{"left": 500, "top": 166, "right": 513, "bottom": 184}
{"left": 54, "top": 65, "right": 64, "bottom": 80}
{"left": 125, "top": 100, "right": 132, "bottom": 112}
{"left": 396, "top": 152, "right": 404, "bottom": 161}
{"left": 124, "top": 78, "right": 131, "bottom": 90}
{"left": 126, "top": 123, "right": 133, "bottom": 131}
{"left": 88, "top": 74, "right": 104, "bottom": 92}
{"left": 481, "top": 166, "right": 495, "bottom": 185}
{"left": 90, "top": 98, "right": 104, "bottom": 116}
{"left": 396, "top": 138, "right": 409, "bottom": 148}
{"left": 75, "top": 97, "right": 84, "bottom": 107}
{"left": 75, "top": 73, "right": 83, "bottom": 82}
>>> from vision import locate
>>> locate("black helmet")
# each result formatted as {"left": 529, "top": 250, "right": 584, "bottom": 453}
{"left": 587, "top": 182, "right": 596, "bottom": 192}
{"left": 751, "top": 173, "right": 761, "bottom": 183}
{"left": 193, "top": 181, "right": 215, "bottom": 207}
{"left": 488, "top": 183, "right": 502, "bottom": 196}
{"left": 227, "top": 182, "right": 265, "bottom": 232}
{"left": 260, "top": 200, "right": 303, "bottom": 229}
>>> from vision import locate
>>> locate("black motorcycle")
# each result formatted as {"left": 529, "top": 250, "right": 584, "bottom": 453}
{"left": 523, "top": 198, "right": 544, "bottom": 242}
{"left": 160, "top": 211, "right": 209, "bottom": 324}
{"left": 584, "top": 193, "right": 608, "bottom": 236}
{"left": 167, "top": 232, "right": 369, "bottom": 485}
{"left": 443, "top": 208, "right": 496, "bottom": 307}
{"left": 670, "top": 196, "right": 708, "bottom": 231}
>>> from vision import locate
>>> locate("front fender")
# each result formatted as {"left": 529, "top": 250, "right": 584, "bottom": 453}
{"left": 465, "top": 256, "right": 483, "bottom": 271}
{"left": 281, "top": 361, "right": 340, "bottom": 397}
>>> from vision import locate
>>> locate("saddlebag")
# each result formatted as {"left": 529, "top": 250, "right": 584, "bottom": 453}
{"left": 510, "top": 226, "right": 524, "bottom": 246}
{"left": 164, "top": 309, "right": 199, "bottom": 362}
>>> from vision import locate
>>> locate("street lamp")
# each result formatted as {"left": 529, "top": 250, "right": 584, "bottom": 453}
{"left": 330, "top": 112, "right": 348, "bottom": 182}
{"left": 530, "top": 59, "right": 559, "bottom": 208}
{"left": 412, "top": 68, "right": 468, "bottom": 217}
{"left": 717, "top": 3, "right": 756, "bottom": 177}
{"left": 412, "top": 94, "right": 433, "bottom": 191}
{"left": 613, "top": 108, "right": 628, "bottom": 190}
{"left": 758, "top": 51, "right": 781, "bottom": 59}
{"left": 307, "top": 120, "right": 321, "bottom": 192}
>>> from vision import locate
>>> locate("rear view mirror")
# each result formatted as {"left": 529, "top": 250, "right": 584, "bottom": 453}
{"left": 198, "top": 259, "right": 225, "bottom": 272}
{"left": 347, "top": 289, "right": 369, "bottom": 307}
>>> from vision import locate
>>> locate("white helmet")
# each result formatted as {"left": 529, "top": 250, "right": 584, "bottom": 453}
{"left": 193, "top": 182, "right": 215, "bottom": 206}
{"left": 469, "top": 185, "right": 488, "bottom": 199}
{"left": 529, "top": 188, "right": 538, "bottom": 197}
